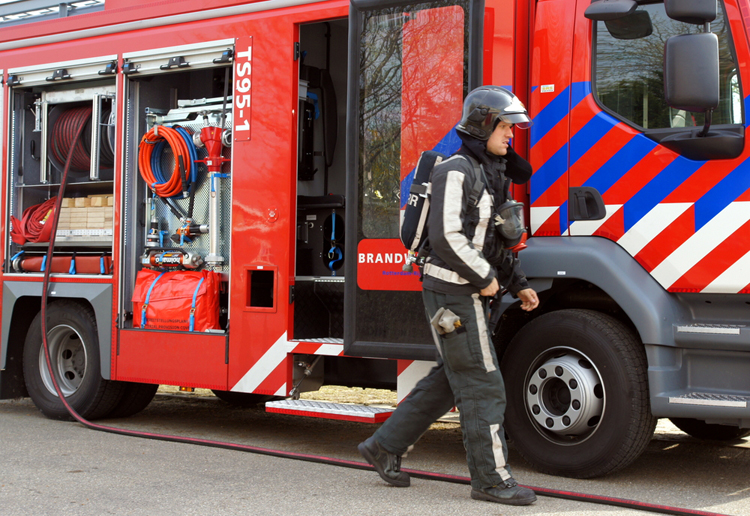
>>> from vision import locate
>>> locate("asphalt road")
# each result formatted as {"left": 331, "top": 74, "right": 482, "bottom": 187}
{"left": 1, "top": 393, "right": 749, "bottom": 516}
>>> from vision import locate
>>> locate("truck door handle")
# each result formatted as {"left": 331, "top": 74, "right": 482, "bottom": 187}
{"left": 569, "top": 187, "right": 606, "bottom": 221}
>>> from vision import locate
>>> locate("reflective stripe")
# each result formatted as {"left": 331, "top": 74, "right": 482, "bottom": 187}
{"left": 423, "top": 263, "right": 470, "bottom": 285}
{"left": 412, "top": 188, "right": 431, "bottom": 249}
{"left": 472, "top": 190, "right": 492, "bottom": 251}
{"left": 443, "top": 170, "right": 491, "bottom": 279}
{"left": 490, "top": 423, "right": 511, "bottom": 481}
{"left": 471, "top": 293, "right": 496, "bottom": 373}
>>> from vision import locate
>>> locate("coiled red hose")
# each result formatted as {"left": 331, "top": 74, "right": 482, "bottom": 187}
{"left": 138, "top": 125, "right": 192, "bottom": 198}
{"left": 50, "top": 106, "right": 92, "bottom": 171}
{"left": 10, "top": 196, "right": 57, "bottom": 245}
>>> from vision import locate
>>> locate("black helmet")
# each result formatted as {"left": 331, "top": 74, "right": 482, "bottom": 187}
{"left": 456, "top": 86, "right": 532, "bottom": 140}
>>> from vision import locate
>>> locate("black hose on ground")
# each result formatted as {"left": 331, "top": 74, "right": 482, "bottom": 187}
{"left": 38, "top": 115, "right": 729, "bottom": 516}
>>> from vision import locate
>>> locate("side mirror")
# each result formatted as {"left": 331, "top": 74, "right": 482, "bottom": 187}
{"left": 584, "top": 0, "right": 637, "bottom": 21}
{"left": 664, "top": 33, "right": 719, "bottom": 113}
{"left": 665, "top": 0, "right": 717, "bottom": 24}
{"left": 604, "top": 10, "right": 653, "bottom": 40}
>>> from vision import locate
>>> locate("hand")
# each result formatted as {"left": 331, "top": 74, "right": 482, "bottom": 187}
{"left": 480, "top": 278, "right": 499, "bottom": 297}
{"left": 518, "top": 288, "right": 539, "bottom": 311}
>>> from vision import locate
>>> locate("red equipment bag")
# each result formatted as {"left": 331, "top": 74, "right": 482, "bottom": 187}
{"left": 131, "top": 269, "right": 220, "bottom": 332}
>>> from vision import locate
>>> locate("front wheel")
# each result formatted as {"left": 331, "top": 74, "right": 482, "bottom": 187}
{"left": 23, "top": 301, "right": 124, "bottom": 421}
{"left": 501, "top": 309, "right": 656, "bottom": 478}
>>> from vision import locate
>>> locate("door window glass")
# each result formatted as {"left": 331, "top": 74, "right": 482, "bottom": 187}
{"left": 358, "top": 1, "right": 470, "bottom": 238}
{"left": 594, "top": 1, "right": 742, "bottom": 130}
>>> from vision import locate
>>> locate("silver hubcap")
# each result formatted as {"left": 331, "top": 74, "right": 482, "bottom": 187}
{"left": 38, "top": 324, "right": 87, "bottom": 397}
{"left": 525, "top": 347, "right": 604, "bottom": 443}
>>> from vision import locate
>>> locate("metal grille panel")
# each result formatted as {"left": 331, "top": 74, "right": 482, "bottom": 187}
{"left": 147, "top": 119, "right": 232, "bottom": 275}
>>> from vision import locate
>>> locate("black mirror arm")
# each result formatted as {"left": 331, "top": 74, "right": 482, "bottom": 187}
{"left": 699, "top": 109, "right": 713, "bottom": 137}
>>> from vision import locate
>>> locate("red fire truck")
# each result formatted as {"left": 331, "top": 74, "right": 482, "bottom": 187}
{"left": 0, "top": 0, "right": 748, "bottom": 479}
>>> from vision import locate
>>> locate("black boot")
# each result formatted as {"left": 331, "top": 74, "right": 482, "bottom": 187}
{"left": 470, "top": 478, "right": 536, "bottom": 506}
{"left": 357, "top": 437, "right": 410, "bottom": 487}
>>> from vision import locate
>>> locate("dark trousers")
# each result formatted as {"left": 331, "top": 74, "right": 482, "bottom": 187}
{"left": 372, "top": 289, "right": 511, "bottom": 490}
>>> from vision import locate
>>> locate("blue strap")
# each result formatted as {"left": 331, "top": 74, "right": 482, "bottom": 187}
{"left": 189, "top": 277, "right": 205, "bottom": 332}
{"left": 69, "top": 255, "right": 76, "bottom": 275}
{"left": 307, "top": 92, "right": 320, "bottom": 119}
{"left": 141, "top": 271, "right": 166, "bottom": 328}
{"left": 327, "top": 211, "right": 342, "bottom": 276}
{"left": 100, "top": 255, "right": 105, "bottom": 274}
{"left": 41, "top": 255, "right": 47, "bottom": 272}
{"left": 211, "top": 172, "right": 230, "bottom": 193}
{"left": 328, "top": 246, "right": 342, "bottom": 276}
{"left": 10, "top": 250, "right": 24, "bottom": 261}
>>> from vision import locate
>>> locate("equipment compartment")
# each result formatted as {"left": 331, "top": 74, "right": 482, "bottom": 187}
{"left": 120, "top": 41, "right": 233, "bottom": 332}
{"left": 292, "top": 20, "right": 348, "bottom": 342}
{"left": 6, "top": 75, "right": 117, "bottom": 271}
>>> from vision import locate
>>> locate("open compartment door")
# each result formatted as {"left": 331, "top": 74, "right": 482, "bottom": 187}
{"left": 344, "top": 0, "right": 483, "bottom": 359}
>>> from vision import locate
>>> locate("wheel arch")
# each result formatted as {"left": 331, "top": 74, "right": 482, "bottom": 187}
{"left": 2, "top": 281, "right": 113, "bottom": 381}
{"left": 0, "top": 296, "right": 38, "bottom": 398}
{"left": 493, "top": 236, "right": 686, "bottom": 356}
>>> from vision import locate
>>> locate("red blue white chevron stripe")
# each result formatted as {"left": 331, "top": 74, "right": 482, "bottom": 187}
{"left": 529, "top": 81, "right": 750, "bottom": 294}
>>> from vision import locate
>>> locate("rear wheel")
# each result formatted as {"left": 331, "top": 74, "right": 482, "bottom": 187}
{"left": 107, "top": 382, "right": 159, "bottom": 419}
{"left": 670, "top": 418, "right": 750, "bottom": 441}
{"left": 211, "top": 390, "right": 275, "bottom": 407}
{"left": 501, "top": 309, "right": 656, "bottom": 478}
{"left": 23, "top": 301, "right": 124, "bottom": 421}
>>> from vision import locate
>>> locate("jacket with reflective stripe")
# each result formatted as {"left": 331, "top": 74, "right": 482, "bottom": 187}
{"left": 423, "top": 151, "right": 528, "bottom": 296}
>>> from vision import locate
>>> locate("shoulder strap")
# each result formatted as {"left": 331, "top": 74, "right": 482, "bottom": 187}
{"left": 461, "top": 155, "right": 487, "bottom": 207}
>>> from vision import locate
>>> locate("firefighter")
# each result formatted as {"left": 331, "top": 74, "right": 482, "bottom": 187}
{"left": 358, "top": 86, "right": 539, "bottom": 506}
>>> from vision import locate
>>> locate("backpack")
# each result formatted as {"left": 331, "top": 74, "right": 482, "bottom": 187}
{"left": 400, "top": 151, "right": 485, "bottom": 272}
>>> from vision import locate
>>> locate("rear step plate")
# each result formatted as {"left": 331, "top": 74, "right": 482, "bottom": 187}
{"left": 265, "top": 399, "right": 394, "bottom": 423}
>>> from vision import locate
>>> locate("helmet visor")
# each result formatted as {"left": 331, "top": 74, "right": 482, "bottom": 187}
{"left": 499, "top": 112, "right": 533, "bottom": 130}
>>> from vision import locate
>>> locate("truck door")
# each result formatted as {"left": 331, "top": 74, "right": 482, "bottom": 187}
{"left": 569, "top": 0, "right": 749, "bottom": 294}
{"left": 528, "top": 0, "right": 577, "bottom": 237}
{"left": 344, "top": 0, "right": 484, "bottom": 359}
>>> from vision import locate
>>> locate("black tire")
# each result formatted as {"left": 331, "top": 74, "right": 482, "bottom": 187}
{"left": 669, "top": 418, "right": 750, "bottom": 441}
{"left": 501, "top": 309, "right": 656, "bottom": 478}
{"left": 23, "top": 301, "right": 125, "bottom": 421}
{"left": 106, "top": 382, "right": 159, "bottom": 419}
{"left": 211, "top": 390, "right": 275, "bottom": 407}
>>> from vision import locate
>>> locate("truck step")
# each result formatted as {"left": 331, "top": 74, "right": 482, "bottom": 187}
{"left": 265, "top": 399, "right": 394, "bottom": 423}
{"left": 668, "top": 392, "right": 750, "bottom": 408}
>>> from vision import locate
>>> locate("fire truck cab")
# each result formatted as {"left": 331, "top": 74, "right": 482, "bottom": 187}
{"left": 1, "top": 0, "right": 749, "bottom": 479}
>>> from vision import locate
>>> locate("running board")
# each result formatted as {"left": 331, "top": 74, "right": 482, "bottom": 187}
{"left": 668, "top": 392, "right": 750, "bottom": 408}
{"left": 265, "top": 399, "right": 394, "bottom": 423}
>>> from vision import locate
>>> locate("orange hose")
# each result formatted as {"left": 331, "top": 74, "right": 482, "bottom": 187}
{"left": 138, "top": 125, "right": 192, "bottom": 198}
